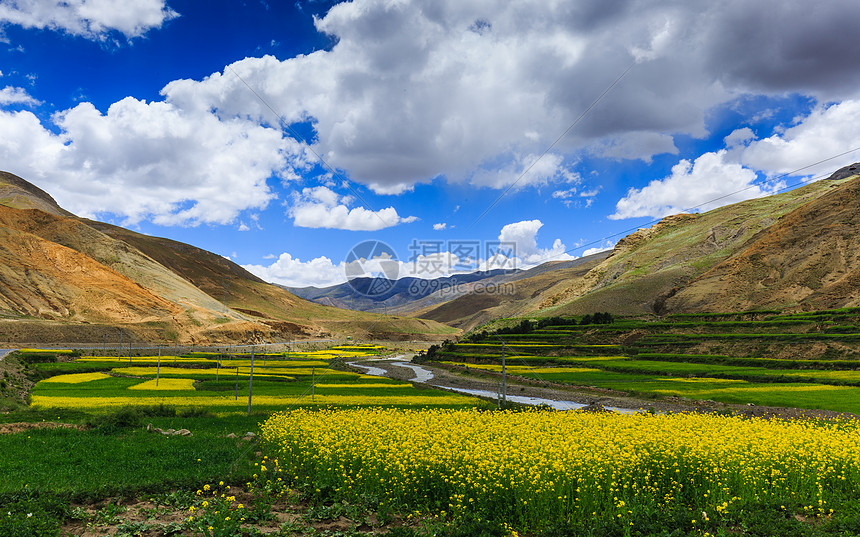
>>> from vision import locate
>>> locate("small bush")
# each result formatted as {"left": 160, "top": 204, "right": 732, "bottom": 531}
{"left": 178, "top": 407, "right": 215, "bottom": 418}
{"left": 137, "top": 404, "right": 177, "bottom": 418}
{"left": 85, "top": 407, "right": 142, "bottom": 433}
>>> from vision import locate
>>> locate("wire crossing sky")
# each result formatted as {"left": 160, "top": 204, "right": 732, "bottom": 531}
{"left": 2, "top": 0, "right": 860, "bottom": 288}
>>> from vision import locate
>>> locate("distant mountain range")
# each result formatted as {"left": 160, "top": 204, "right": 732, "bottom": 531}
{"left": 0, "top": 171, "right": 456, "bottom": 344}
{"left": 285, "top": 256, "right": 610, "bottom": 315}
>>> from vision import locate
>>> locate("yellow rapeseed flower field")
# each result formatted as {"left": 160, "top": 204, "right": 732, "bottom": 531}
{"left": 40, "top": 372, "right": 112, "bottom": 383}
{"left": 260, "top": 408, "right": 860, "bottom": 531}
{"left": 128, "top": 378, "right": 196, "bottom": 390}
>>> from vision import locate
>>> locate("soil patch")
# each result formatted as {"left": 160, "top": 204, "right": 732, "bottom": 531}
{"left": 0, "top": 421, "right": 82, "bottom": 434}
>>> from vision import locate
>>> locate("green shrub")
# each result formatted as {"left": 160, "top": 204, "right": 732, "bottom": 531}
{"left": 85, "top": 407, "right": 142, "bottom": 433}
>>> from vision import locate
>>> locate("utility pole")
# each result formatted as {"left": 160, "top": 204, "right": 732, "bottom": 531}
{"left": 247, "top": 346, "right": 255, "bottom": 416}
{"left": 501, "top": 341, "right": 506, "bottom": 405}
{"left": 156, "top": 346, "right": 161, "bottom": 387}
{"left": 312, "top": 367, "right": 315, "bottom": 402}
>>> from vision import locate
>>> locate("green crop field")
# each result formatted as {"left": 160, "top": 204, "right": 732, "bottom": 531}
{"left": 27, "top": 346, "right": 481, "bottom": 415}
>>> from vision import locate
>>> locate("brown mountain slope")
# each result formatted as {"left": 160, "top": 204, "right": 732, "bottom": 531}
{"left": 414, "top": 253, "right": 608, "bottom": 330}
{"left": 84, "top": 221, "right": 454, "bottom": 339}
{"left": 0, "top": 171, "right": 456, "bottom": 344}
{"left": 0, "top": 206, "right": 238, "bottom": 318}
{"left": 0, "top": 222, "right": 180, "bottom": 323}
{"left": 0, "top": 171, "right": 72, "bottom": 217}
{"left": 665, "top": 176, "right": 860, "bottom": 312}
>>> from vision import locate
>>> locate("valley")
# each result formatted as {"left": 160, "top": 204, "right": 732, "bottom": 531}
{"left": 2, "top": 169, "right": 860, "bottom": 537}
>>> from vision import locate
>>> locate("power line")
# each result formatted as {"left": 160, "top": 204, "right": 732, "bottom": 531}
{"left": 544, "top": 149, "right": 860, "bottom": 262}
{"left": 228, "top": 66, "right": 392, "bottom": 230}
{"left": 469, "top": 61, "right": 636, "bottom": 230}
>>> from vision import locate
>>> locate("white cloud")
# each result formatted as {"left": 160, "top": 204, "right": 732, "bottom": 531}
{"left": 433, "top": 222, "right": 447, "bottom": 231}
{"left": 0, "top": 99, "right": 294, "bottom": 226}
{"left": 289, "top": 185, "right": 418, "bottom": 231}
{"left": 582, "top": 240, "right": 616, "bottom": 257}
{"left": 0, "top": 85, "right": 40, "bottom": 106}
{"left": 740, "top": 100, "right": 860, "bottom": 178}
{"left": 610, "top": 150, "right": 779, "bottom": 220}
{"left": 249, "top": 219, "right": 578, "bottom": 288}
{"left": 724, "top": 127, "right": 756, "bottom": 147}
{"left": 470, "top": 153, "right": 580, "bottom": 190}
{"left": 552, "top": 188, "right": 576, "bottom": 200}
{"left": 499, "top": 219, "right": 574, "bottom": 266}
{"left": 0, "top": 0, "right": 178, "bottom": 40}
{"left": 244, "top": 253, "right": 348, "bottom": 288}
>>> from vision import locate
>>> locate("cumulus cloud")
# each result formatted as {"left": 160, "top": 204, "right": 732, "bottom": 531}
{"left": 0, "top": 99, "right": 294, "bottom": 225}
{"left": 158, "top": 0, "right": 860, "bottom": 197}
{"left": 6, "top": 0, "right": 860, "bottom": 229}
{"left": 739, "top": 100, "right": 860, "bottom": 178}
{"left": 157, "top": 0, "right": 860, "bottom": 196}
{"left": 289, "top": 186, "right": 418, "bottom": 231}
{"left": 610, "top": 150, "right": 781, "bottom": 220}
{"left": 582, "top": 240, "right": 616, "bottom": 257}
{"left": 244, "top": 253, "right": 347, "bottom": 288}
{"left": 0, "top": 0, "right": 178, "bottom": 40}
{"left": 724, "top": 127, "right": 756, "bottom": 148}
{"left": 0, "top": 85, "right": 40, "bottom": 106}
{"left": 498, "top": 219, "right": 573, "bottom": 265}
{"left": 433, "top": 223, "right": 447, "bottom": 231}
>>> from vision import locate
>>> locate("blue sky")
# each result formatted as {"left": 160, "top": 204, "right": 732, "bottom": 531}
{"left": 2, "top": 0, "right": 860, "bottom": 288}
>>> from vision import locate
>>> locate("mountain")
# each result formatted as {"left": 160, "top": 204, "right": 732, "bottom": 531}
{"left": 415, "top": 164, "right": 860, "bottom": 329}
{"left": 285, "top": 269, "right": 518, "bottom": 312}
{"left": 0, "top": 171, "right": 457, "bottom": 344}
{"left": 408, "top": 254, "right": 610, "bottom": 329}
{"left": 664, "top": 169, "right": 860, "bottom": 312}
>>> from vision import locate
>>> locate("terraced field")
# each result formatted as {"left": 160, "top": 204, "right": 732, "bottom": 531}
{"left": 423, "top": 308, "right": 860, "bottom": 414}
{"left": 26, "top": 345, "right": 483, "bottom": 414}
